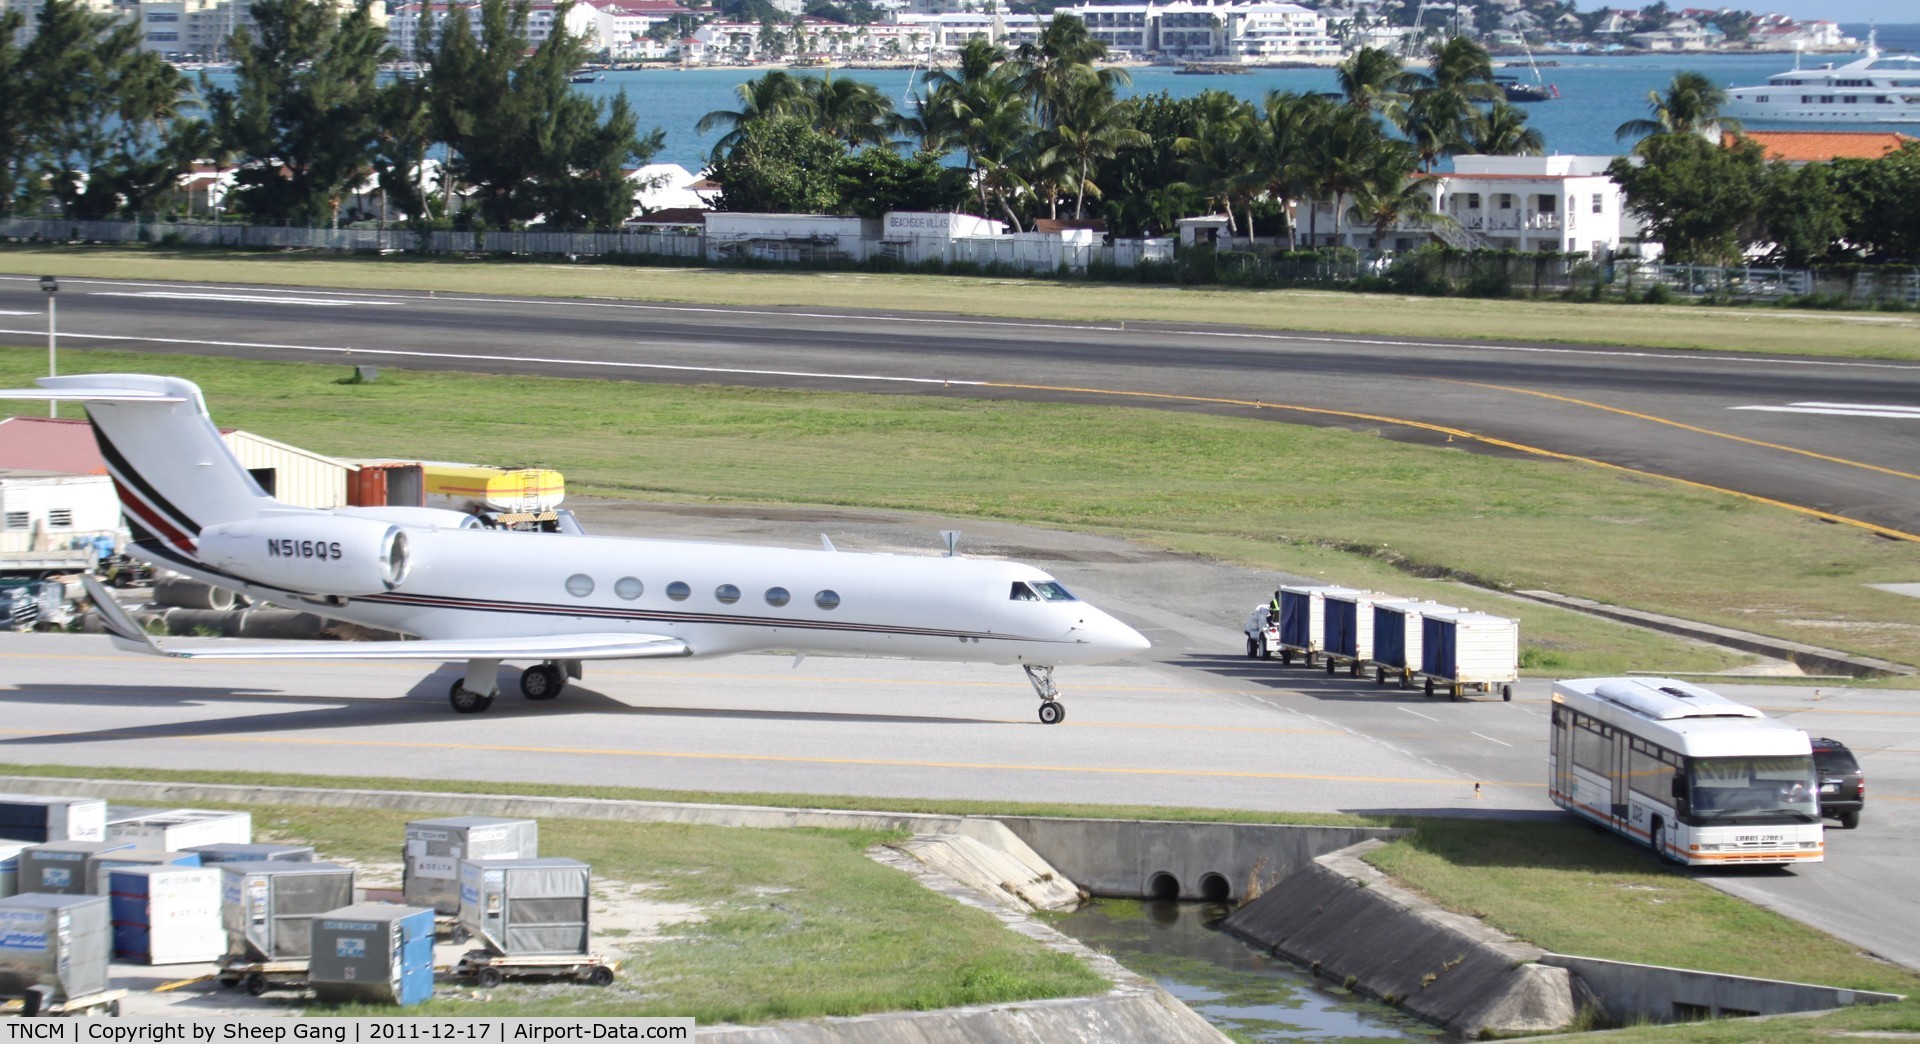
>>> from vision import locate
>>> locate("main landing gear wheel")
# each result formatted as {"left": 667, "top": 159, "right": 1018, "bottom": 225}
{"left": 521, "top": 663, "right": 565, "bottom": 700}
{"left": 1038, "top": 701, "right": 1065, "bottom": 725}
{"left": 449, "top": 681, "right": 495, "bottom": 714}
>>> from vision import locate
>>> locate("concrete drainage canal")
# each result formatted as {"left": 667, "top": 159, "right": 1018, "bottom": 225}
{"left": 1044, "top": 898, "right": 1448, "bottom": 1043}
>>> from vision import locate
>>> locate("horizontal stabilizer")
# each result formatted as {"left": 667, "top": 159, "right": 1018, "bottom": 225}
{"left": 81, "top": 576, "right": 692, "bottom": 662}
{"left": 0, "top": 377, "right": 186, "bottom": 403}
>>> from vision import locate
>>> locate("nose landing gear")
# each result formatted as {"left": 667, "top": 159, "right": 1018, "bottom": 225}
{"left": 1024, "top": 664, "right": 1066, "bottom": 725}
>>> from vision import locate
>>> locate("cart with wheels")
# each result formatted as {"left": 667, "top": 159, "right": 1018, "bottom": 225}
{"left": 215, "top": 956, "right": 310, "bottom": 996}
{"left": 2, "top": 986, "right": 127, "bottom": 1017}
{"left": 1411, "top": 609, "right": 1518, "bottom": 702}
{"left": 1320, "top": 591, "right": 1417, "bottom": 680}
{"left": 1273, "top": 585, "right": 1365, "bottom": 668}
{"left": 436, "top": 915, "right": 470, "bottom": 943}
{"left": 454, "top": 951, "right": 616, "bottom": 988}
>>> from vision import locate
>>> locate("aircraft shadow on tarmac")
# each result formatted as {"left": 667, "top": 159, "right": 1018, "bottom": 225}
{"left": 0, "top": 666, "right": 1001, "bottom": 744}
{"left": 1171, "top": 653, "right": 1502, "bottom": 704}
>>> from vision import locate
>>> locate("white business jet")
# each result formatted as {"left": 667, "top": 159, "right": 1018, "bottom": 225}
{"left": 0, "top": 374, "right": 1148, "bottom": 722}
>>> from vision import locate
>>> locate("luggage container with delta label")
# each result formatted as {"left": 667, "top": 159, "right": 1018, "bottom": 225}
{"left": 1415, "top": 608, "right": 1519, "bottom": 701}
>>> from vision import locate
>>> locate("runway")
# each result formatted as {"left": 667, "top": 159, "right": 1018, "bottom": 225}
{"left": 3, "top": 273, "right": 1919, "bottom": 537}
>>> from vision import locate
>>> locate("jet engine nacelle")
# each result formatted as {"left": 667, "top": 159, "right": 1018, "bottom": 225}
{"left": 198, "top": 516, "right": 411, "bottom": 596}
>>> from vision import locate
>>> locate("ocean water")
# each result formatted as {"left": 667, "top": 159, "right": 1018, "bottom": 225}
{"left": 191, "top": 24, "right": 1920, "bottom": 171}
{"left": 574, "top": 28, "right": 1920, "bottom": 169}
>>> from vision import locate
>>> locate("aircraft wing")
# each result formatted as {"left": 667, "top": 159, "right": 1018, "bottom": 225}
{"left": 82, "top": 576, "right": 691, "bottom": 662}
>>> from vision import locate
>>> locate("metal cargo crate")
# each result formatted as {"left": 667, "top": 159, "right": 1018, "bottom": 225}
{"left": 108, "top": 810, "right": 253, "bottom": 850}
{"left": 222, "top": 862, "right": 355, "bottom": 961}
{"left": 0, "top": 893, "right": 112, "bottom": 1001}
{"left": 1275, "top": 585, "right": 1367, "bottom": 666}
{"left": 459, "top": 858, "right": 590, "bottom": 957}
{"left": 109, "top": 866, "right": 224, "bottom": 965}
{"left": 310, "top": 903, "right": 436, "bottom": 1007}
{"left": 0, "top": 795, "right": 107, "bottom": 843}
{"left": 187, "top": 843, "right": 314, "bottom": 865}
{"left": 403, "top": 817, "right": 538, "bottom": 915}
{"left": 1418, "top": 609, "right": 1520, "bottom": 700}
{"left": 90, "top": 850, "right": 201, "bottom": 896}
{"left": 18, "top": 841, "right": 135, "bottom": 895}
{"left": 1370, "top": 601, "right": 1456, "bottom": 687}
{"left": 0, "top": 842, "right": 23, "bottom": 899}
{"left": 1320, "top": 592, "right": 1418, "bottom": 676}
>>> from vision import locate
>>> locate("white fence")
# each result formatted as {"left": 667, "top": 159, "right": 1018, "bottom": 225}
{"left": 0, "top": 218, "right": 1171, "bottom": 275}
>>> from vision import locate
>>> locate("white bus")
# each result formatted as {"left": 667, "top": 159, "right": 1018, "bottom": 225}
{"left": 1550, "top": 677, "right": 1823, "bottom": 867}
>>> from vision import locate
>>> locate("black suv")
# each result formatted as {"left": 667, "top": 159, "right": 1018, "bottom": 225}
{"left": 1811, "top": 737, "right": 1864, "bottom": 829}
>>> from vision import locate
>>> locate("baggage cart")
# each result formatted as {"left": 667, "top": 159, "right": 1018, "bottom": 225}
{"left": 1, "top": 986, "right": 126, "bottom": 1017}
{"left": 452, "top": 950, "right": 616, "bottom": 988}
{"left": 215, "top": 955, "right": 309, "bottom": 996}
{"left": 1319, "top": 592, "right": 1417, "bottom": 678}
{"left": 458, "top": 858, "right": 590, "bottom": 958}
{"left": 1369, "top": 600, "right": 1456, "bottom": 689}
{"left": 403, "top": 817, "right": 537, "bottom": 916}
{"left": 310, "top": 903, "right": 436, "bottom": 1007}
{"left": 0, "top": 894, "right": 113, "bottom": 1006}
{"left": 0, "top": 795, "right": 106, "bottom": 844}
{"left": 1274, "top": 586, "right": 1367, "bottom": 667}
{"left": 1414, "top": 609, "right": 1519, "bottom": 701}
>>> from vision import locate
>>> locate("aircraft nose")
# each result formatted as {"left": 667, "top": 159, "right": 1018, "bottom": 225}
{"left": 1098, "top": 614, "right": 1151, "bottom": 656}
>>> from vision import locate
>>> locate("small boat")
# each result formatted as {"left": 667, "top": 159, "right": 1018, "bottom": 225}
{"left": 1173, "top": 62, "right": 1251, "bottom": 75}
{"left": 1722, "top": 32, "right": 1920, "bottom": 125}
{"left": 569, "top": 69, "right": 605, "bottom": 84}
{"left": 1496, "top": 76, "right": 1557, "bottom": 102}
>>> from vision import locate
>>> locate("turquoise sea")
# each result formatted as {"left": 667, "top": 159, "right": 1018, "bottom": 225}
{"left": 563, "top": 22, "right": 1920, "bottom": 169}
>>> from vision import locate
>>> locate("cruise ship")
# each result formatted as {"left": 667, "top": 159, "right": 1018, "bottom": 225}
{"left": 1722, "top": 35, "right": 1920, "bottom": 125}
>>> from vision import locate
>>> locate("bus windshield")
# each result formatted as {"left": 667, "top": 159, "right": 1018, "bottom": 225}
{"left": 1688, "top": 755, "right": 1818, "bottom": 821}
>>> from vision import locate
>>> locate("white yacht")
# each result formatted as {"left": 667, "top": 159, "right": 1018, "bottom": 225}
{"left": 1722, "top": 34, "right": 1920, "bottom": 125}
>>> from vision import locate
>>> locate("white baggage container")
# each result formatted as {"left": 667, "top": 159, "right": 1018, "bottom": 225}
{"left": 1370, "top": 601, "right": 1457, "bottom": 688}
{"left": 109, "top": 866, "right": 225, "bottom": 965}
{"left": 0, "top": 795, "right": 106, "bottom": 843}
{"left": 1273, "top": 585, "right": 1368, "bottom": 666}
{"left": 403, "top": 817, "right": 538, "bottom": 915}
{"left": 108, "top": 810, "right": 253, "bottom": 851}
{"left": 1417, "top": 608, "right": 1520, "bottom": 700}
{"left": 1319, "top": 591, "right": 1418, "bottom": 676}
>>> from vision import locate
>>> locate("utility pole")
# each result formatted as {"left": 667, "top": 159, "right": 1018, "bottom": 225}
{"left": 40, "top": 276, "right": 58, "bottom": 418}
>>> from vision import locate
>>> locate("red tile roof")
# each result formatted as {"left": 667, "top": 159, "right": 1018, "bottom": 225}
{"left": 0, "top": 416, "right": 107, "bottom": 475}
{"left": 1737, "top": 130, "right": 1916, "bottom": 162}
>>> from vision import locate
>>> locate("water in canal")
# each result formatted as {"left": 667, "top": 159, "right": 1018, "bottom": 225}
{"left": 1045, "top": 900, "right": 1451, "bottom": 1043}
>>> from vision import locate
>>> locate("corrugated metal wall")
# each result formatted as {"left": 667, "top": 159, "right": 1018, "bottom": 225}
{"left": 220, "top": 433, "right": 349, "bottom": 509}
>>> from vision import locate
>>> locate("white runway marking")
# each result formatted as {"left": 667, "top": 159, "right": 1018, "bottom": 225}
{"left": 0, "top": 310, "right": 35, "bottom": 316}
{"left": 1732, "top": 402, "right": 1920, "bottom": 419}
{"left": 1473, "top": 731, "right": 1514, "bottom": 747}
{"left": 92, "top": 291, "right": 398, "bottom": 307}
{"left": 0, "top": 328, "right": 989, "bottom": 388}
{"left": 1398, "top": 707, "right": 1438, "bottom": 722}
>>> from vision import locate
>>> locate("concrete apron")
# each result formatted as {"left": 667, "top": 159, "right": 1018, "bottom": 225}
{"left": 1221, "top": 840, "right": 1903, "bottom": 1038}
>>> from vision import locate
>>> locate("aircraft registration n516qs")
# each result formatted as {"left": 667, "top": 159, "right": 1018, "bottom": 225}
{"left": 0, "top": 374, "right": 1148, "bottom": 722}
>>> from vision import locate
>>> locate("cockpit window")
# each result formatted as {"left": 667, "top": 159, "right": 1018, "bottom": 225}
{"left": 1011, "top": 581, "right": 1077, "bottom": 602}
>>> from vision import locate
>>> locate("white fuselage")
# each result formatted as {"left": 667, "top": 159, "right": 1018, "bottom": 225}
{"left": 1722, "top": 51, "right": 1920, "bottom": 125}
{"left": 180, "top": 522, "right": 1150, "bottom": 667}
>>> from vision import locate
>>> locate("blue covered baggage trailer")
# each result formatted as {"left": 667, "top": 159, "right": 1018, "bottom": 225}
{"left": 1371, "top": 601, "right": 1457, "bottom": 689}
{"left": 1274, "top": 585, "right": 1366, "bottom": 667}
{"left": 1319, "top": 592, "right": 1417, "bottom": 678}
{"left": 1416, "top": 609, "right": 1520, "bottom": 701}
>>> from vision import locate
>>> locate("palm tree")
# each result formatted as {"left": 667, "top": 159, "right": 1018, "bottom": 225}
{"left": 1335, "top": 46, "right": 1410, "bottom": 119}
{"left": 1175, "top": 91, "right": 1260, "bottom": 236}
{"left": 1614, "top": 70, "right": 1740, "bottom": 147}
{"left": 1344, "top": 139, "right": 1452, "bottom": 248}
{"left": 1470, "top": 100, "right": 1545, "bottom": 156}
{"left": 1399, "top": 35, "right": 1500, "bottom": 171}
{"left": 802, "top": 73, "right": 897, "bottom": 148}
{"left": 1046, "top": 75, "right": 1149, "bottom": 219}
{"left": 1307, "top": 103, "right": 1390, "bottom": 245}
{"left": 696, "top": 70, "right": 811, "bottom": 161}
{"left": 1011, "top": 14, "right": 1124, "bottom": 131}
{"left": 1255, "top": 90, "right": 1332, "bottom": 249}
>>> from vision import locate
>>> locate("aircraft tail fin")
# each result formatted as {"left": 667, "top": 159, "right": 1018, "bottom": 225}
{"left": 0, "top": 375, "right": 276, "bottom": 570}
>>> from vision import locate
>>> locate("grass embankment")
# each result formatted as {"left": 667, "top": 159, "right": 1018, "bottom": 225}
{"left": 8, "top": 765, "right": 1915, "bottom": 1035}
{"left": 239, "top": 802, "right": 1106, "bottom": 1021}
{"left": 5, "top": 350, "right": 1915, "bottom": 670}
{"left": 5, "top": 244, "right": 1920, "bottom": 360}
